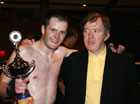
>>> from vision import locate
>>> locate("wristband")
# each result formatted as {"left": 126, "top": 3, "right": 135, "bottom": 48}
{"left": 6, "top": 79, "right": 17, "bottom": 97}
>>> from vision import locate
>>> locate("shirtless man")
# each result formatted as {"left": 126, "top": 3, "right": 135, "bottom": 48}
{"left": 0, "top": 13, "right": 76, "bottom": 104}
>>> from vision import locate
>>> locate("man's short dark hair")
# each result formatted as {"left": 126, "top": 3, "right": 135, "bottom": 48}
{"left": 42, "top": 12, "right": 69, "bottom": 29}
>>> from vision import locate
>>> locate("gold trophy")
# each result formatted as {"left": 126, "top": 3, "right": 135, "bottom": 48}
{"left": 2, "top": 31, "right": 35, "bottom": 104}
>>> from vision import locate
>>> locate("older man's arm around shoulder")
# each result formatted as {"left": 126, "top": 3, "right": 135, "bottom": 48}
{"left": 56, "top": 46, "right": 78, "bottom": 57}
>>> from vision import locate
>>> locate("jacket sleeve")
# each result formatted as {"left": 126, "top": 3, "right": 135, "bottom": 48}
{"left": 126, "top": 53, "right": 140, "bottom": 104}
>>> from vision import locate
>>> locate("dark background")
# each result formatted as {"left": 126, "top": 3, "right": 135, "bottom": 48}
{"left": 0, "top": 0, "right": 140, "bottom": 62}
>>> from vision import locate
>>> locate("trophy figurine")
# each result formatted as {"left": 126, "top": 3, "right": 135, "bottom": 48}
{"left": 2, "top": 31, "right": 35, "bottom": 104}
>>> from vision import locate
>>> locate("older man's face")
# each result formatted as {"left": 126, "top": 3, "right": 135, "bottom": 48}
{"left": 83, "top": 17, "right": 110, "bottom": 55}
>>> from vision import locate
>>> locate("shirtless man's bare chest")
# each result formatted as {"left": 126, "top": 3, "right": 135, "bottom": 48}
{"left": 20, "top": 46, "right": 68, "bottom": 104}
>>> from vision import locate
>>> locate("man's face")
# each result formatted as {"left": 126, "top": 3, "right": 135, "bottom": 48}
{"left": 42, "top": 17, "right": 68, "bottom": 50}
{"left": 83, "top": 17, "right": 109, "bottom": 55}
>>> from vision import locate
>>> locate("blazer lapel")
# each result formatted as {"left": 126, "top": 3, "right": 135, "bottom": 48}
{"left": 80, "top": 49, "right": 89, "bottom": 103}
{"left": 100, "top": 47, "right": 115, "bottom": 104}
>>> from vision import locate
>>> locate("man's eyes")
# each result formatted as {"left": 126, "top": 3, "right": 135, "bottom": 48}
{"left": 83, "top": 29, "right": 89, "bottom": 33}
{"left": 94, "top": 29, "right": 99, "bottom": 33}
{"left": 60, "top": 31, "right": 66, "bottom": 35}
{"left": 50, "top": 28, "right": 66, "bottom": 35}
{"left": 50, "top": 28, "right": 57, "bottom": 32}
{"left": 83, "top": 29, "right": 99, "bottom": 33}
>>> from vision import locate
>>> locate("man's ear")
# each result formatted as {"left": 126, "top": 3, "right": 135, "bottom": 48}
{"left": 104, "top": 33, "right": 110, "bottom": 41}
{"left": 41, "top": 25, "right": 45, "bottom": 35}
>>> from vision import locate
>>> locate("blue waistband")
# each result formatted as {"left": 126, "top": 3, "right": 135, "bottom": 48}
{"left": 17, "top": 94, "right": 30, "bottom": 99}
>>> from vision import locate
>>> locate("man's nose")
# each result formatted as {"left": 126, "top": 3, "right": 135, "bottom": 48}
{"left": 55, "top": 32, "right": 60, "bottom": 39}
{"left": 89, "top": 31, "right": 94, "bottom": 38}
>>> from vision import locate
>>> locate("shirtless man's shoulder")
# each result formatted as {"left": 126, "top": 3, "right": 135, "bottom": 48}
{"left": 19, "top": 44, "right": 34, "bottom": 56}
